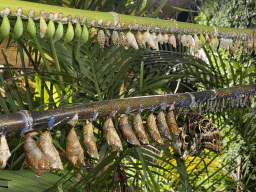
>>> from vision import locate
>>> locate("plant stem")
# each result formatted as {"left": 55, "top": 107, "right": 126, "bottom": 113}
{"left": 33, "top": 35, "right": 61, "bottom": 96}
{"left": 49, "top": 38, "right": 65, "bottom": 90}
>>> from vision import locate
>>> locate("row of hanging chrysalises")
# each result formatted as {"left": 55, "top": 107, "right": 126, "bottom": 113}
{"left": 0, "top": 101, "right": 223, "bottom": 177}
{"left": 0, "top": 7, "right": 255, "bottom": 57}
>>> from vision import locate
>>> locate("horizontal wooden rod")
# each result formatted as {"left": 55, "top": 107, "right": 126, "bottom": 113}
{"left": 0, "top": 84, "right": 255, "bottom": 136}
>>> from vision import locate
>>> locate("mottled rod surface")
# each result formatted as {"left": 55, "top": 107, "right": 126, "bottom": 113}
{"left": 0, "top": 84, "right": 255, "bottom": 136}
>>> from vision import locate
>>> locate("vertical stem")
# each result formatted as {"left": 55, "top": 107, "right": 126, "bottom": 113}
{"left": 48, "top": 38, "right": 64, "bottom": 90}
{"left": 32, "top": 35, "right": 61, "bottom": 96}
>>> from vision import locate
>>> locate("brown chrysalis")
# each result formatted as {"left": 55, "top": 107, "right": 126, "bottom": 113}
{"left": 103, "top": 116, "right": 123, "bottom": 151}
{"left": 118, "top": 115, "right": 141, "bottom": 146}
{"left": 83, "top": 121, "right": 99, "bottom": 159}
{"left": 156, "top": 111, "right": 172, "bottom": 141}
{"left": 24, "top": 135, "right": 50, "bottom": 176}
{"left": 146, "top": 113, "right": 164, "bottom": 145}
{"left": 39, "top": 131, "right": 64, "bottom": 171}
{"left": 66, "top": 127, "right": 85, "bottom": 167}
{"left": 166, "top": 104, "right": 180, "bottom": 136}
{"left": 132, "top": 113, "right": 149, "bottom": 145}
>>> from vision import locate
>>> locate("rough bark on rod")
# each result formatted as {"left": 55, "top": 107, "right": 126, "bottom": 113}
{"left": 0, "top": 84, "right": 255, "bottom": 136}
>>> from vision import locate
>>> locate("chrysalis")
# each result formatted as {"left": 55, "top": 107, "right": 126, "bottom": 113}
{"left": 119, "top": 115, "right": 141, "bottom": 146}
{"left": 181, "top": 34, "right": 187, "bottom": 47}
{"left": 112, "top": 30, "right": 120, "bottom": 46}
{"left": 205, "top": 33, "right": 210, "bottom": 48}
{"left": 120, "top": 32, "right": 129, "bottom": 50}
{"left": 146, "top": 113, "right": 164, "bottom": 145}
{"left": 135, "top": 31, "right": 146, "bottom": 49}
{"left": 105, "top": 30, "right": 111, "bottom": 47}
{"left": 163, "top": 34, "right": 169, "bottom": 44}
{"left": 187, "top": 35, "right": 195, "bottom": 48}
{"left": 39, "top": 131, "right": 63, "bottom": 171}
{"left": 126, "top": 31, "right": 139, "bottom": 49}
{"left": 24, "top": 135, "right": 50, "bottom": 176}
{"left": 0, "top": 129, "right": 11, "bottom": 170}
{"left": 39, "top": 17, "right": 47, "bottom": 38}
{"left": 83, "top": 121, "right": 99, "bottom": 159}
{"left": 247, "top": 37, "right": 253, "bottom": 55}
{"left": 209, "top": 34, "right": 218, "bottom": 51}
{"left": 157, "top": 33, "right": 164, "bottom": 45}
{"left": 169, "top": 35, "right": 176, "bottom": 48}
{"left": 103, "top": 116, "right": 123, "bottom": 151}
{"left": 143, "top": 31, "right": 157, "bottom": 50}
{"left": 156, "top": 111, "right": 172, "bottom": 141}
{"left": 132, "top": 113, "right": 149, "bottom": 145}
{"left": 166, "top": 104, "right": 180, "bottom": 136}
{"left": 194, "top": 34, "right": 201, "bottom": 51}
{"left": 66, "top": 127, "right": 85, "bottom": 167}
{"left": 97, "top": 29, "right": 105, "bottom": 48}
{"left": 28, "top": 9, "right": 35, "bottom": 18}
{"left": 151, "top": 32, "right": 159, "bottom": 50}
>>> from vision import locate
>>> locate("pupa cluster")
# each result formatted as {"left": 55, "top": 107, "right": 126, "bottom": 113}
{"left": 1, "top": 102, "right": 223, "bottom": 176}
{"left": 0, "top": 7, "right": 255, "bottom": 57}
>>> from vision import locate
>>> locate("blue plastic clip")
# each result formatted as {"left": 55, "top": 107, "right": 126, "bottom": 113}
{"left": 92, "top": 110, "right": 99, "bottom": 122}
{"left": 48, "top": 116, "right": 56, "bottom": 130}
{"left": 125, "top": 106, "right": 131, "bottom": 115}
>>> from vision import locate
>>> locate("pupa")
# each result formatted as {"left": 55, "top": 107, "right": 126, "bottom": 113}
{"left": 156, "top": 111, "right": 172, "bottom": 141}
{"left": 126, "top": 31, "right": 139, "bottom": 49}
{"left": 166, "top": 104, "right": 180, "bottom": 136}
{"left": 132, "top": 113, "right": 149, "bottom": 145}
{"left": 83, "top": 121, "right": 99, "bottom": 159}
{"left": 146, "top": 113, "right": 164, "bottom": 145}
{"left": 103, "top": 116, "right": 123, "bottom": 151}
{"left": 66, "top": 127, "right": 85, "bottom": 167}
{"left": 0, "top": 127, "right": 11, "bottom": 170}
{"left": 39, "top": 131, "right": 63, "bottom": 171}
{"left": 119, "top": 115, "right": 141, "bottom": 146}
{"left": 24, "top": 134, "right": 50, "bottom": 176}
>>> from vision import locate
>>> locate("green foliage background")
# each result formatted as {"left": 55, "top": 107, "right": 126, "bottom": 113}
{"left": 0, "top": 0, "right": 255, "bottom": 191}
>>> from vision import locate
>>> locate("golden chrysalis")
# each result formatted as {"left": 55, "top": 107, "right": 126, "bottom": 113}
{"left": 146, "top": 113, "right": 164, "bottom": 145}
{"left": 135, "top": 31, "right": 146, "bottom": 49}
{"left": 103, "top": 116, "right": 123, "bottom": 151}
{"left": 66, "top": 127, "right": 85, "bottom": 167}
